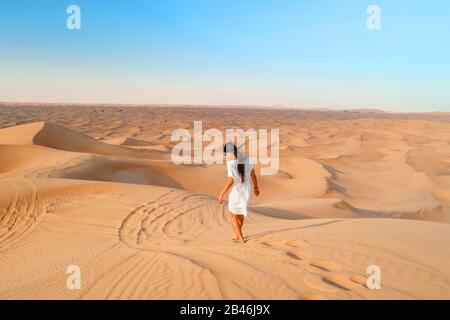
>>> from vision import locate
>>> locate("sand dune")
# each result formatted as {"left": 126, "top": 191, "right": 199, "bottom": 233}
{"left": 1, "top": 104, "right": 450, "bottom": 300}
{"left": 0, "top": 122, "right": 167, "bottom": 159}
{"left": 1, "top": 178, "right": 449, "bottom": 299}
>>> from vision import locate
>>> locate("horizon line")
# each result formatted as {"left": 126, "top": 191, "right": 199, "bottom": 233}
{"left": 0, "top": 101, "right": 448, "bottom": 114}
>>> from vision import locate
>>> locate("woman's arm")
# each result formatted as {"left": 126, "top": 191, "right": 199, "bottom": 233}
{"left": 251, "top": 169, "right": 260, "bottom": 196}
{"left": 218, "top": 177, "right": 234, "bottom": 203}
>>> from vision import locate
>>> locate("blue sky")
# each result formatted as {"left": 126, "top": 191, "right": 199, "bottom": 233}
{"left": 1, "top": 0, "right": 449, "bottom": 111}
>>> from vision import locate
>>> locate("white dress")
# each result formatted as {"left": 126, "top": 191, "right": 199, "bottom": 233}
{"left": 226, "top": 157, "right": 253, "bottom": 216}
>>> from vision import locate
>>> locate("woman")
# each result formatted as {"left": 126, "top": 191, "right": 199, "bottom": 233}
{"left": 218, "top": 142, "right": 260, "bottom": 244}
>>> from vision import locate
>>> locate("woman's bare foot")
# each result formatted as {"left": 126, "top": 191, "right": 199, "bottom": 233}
{"left": 231, "top": 235, "right": 246, "bottom": 243}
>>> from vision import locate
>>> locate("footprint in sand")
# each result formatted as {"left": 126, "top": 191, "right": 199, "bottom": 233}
{"left": 306, "top": 259, "right": 369, "bottom": 292}
{"left": 286, "top": 250, "right": 312, "bottom": 261}
{"left": 322, "top": 274, "right": 366, "bottom": 291}
{"left": 310, "top": 260, "right": 343, "bottom": 272}
{"left": 349, "top": 274, "right": 369, "bottom": 288}
{"left": 258, "top": 241, "right": 273, "bottom": 247}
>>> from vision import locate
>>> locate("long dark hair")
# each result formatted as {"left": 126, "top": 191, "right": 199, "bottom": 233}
{"left": 224, "top": 142, "right": 245, "bottom": 183}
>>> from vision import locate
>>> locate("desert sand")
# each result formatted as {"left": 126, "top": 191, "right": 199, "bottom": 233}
{"left": 1, "top": 103, "right": 450, "bottom": 300}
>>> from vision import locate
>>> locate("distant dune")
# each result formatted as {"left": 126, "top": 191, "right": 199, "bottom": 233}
{"left": 1, "top": 104, "right": 450, "bottom": 299}
{"left": 0, "top": 121, "right": 166, "bottom": 159}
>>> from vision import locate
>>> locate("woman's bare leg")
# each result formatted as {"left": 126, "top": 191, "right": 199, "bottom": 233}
{"left": 229, "top": 212, "right": 245, "bottom": 243}
{"left": 228, "top": 212, "right": 238, "bottom": 240}
{"left": 229, "top": 213, "right": 245, "bottom": 241}
{"left": 237, "top": 215, "right": 244, "bottom": 227}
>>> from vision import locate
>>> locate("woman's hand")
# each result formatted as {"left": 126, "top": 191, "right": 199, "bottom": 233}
{"left": 218, "top": 192, "right": 225, "bottom": 204}
{"left": 218, "top": 178, "right": 234, "bottom": 204}
{"left": 251, "top": 169, "right": 260, "bottom": 197}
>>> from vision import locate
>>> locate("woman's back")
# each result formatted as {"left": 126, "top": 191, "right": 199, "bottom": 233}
{"left": 227, "top": 157, "right": 253, "bottom": 184}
